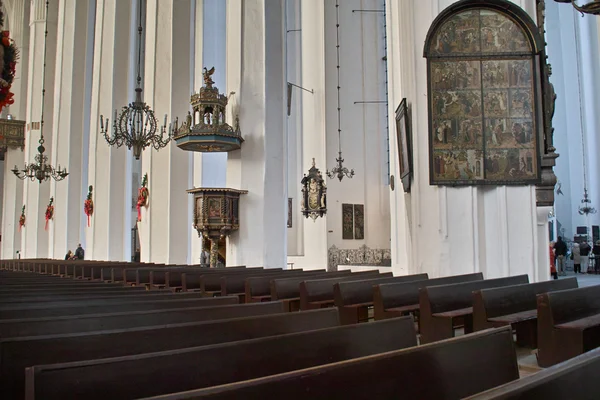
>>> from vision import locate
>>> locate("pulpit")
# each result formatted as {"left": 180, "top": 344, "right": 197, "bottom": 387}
{"left": 188, "top": 188, "right": 248, "bottom": 268}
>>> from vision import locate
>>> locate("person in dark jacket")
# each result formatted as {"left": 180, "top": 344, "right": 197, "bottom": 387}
{"left": 74, "top": 244, "right": 85, "bottom": 260}
{"left": 65, "top": 250, "right": 73, "bottom": 260}
{"left": 553, "top": 237, "right": 568, "bottom": 276}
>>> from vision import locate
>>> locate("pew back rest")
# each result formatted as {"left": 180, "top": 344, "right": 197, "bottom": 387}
{"left": 147, "top": 327, "right": 518, "bottom": 400}
{"left": 270, "top": 271, "right": 352, "bottom": 300}
{"left": 25, "top": 317, "right": 416, "bottom": 400}
{"left": 203, "top": 269, "right": 272, "bottom": 292}
{"left": 334, "top": 274, "right": 429, "bottom": 307}
{"left": 464, "top": 347, "right": 600, "bottom": 399}
{"left": 541, "top": 285, "right": 600, "bottom": 325}
{"left": 424, "top": 275, "right": 529, "bottom": 314}
{"left": 301, "top": 272, "right": 390, "bottom": 304}
{"left": 376, "top": 272, "right": 484, "bottom": 310}
{"left": 245, "top": 271, "right": 321, "bottom": 298}
{"left": 478, "top": 278, "right": 578, "bottom": 319}
{"left": 220, "top": 269, "right": 286, "bottom": 295}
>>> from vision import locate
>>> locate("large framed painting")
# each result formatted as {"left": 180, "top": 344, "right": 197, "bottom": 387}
{"left": 395, "top": 98, "right": 412, "bottom": 192}
{"left": 424, "top": 2, "right": 544, "bottom": 186}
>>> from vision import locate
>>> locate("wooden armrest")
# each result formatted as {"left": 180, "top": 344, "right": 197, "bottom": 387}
{"left": 432, "top": 307, "right": 473, "bottom": 319}
{"left": 386, "top": 304, "right": 420, "bottom": 314}
{"left": 556, "top": 314, "right": 600, "bottom": 330}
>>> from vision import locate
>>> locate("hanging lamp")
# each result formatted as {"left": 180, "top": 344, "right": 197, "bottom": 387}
{"left": 12, "top": 0, "right": 68, "bottom": 183}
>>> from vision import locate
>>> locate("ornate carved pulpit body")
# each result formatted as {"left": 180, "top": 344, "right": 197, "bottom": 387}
{"left": 301, "top": 159, "right": 327, "bottom": 220}
{"left": 0, "top": 118, "right": 25, "bottom": 161}
{"left": 188, "top": 188, "right": 247, "bottom": 268}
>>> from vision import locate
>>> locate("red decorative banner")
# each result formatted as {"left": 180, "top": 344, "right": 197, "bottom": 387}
{"left": 44, "top": 197, "right": 54, "bottom": 231}
{"left": 84, "top": 185, "right": 94, "bottom": 227}
{"left": 137, "top": 173, "right": 149, "bottom": 221}
{"left": 18, "top": 205, "right": 25, "bottom": 231}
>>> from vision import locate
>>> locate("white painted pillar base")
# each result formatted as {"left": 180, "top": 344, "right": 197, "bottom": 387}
{"left": 226, "top": 0, "right": 287, "bottom": 269}
{"left": 139, "top": 0, "right": 192, "bottom": 264}
{"left": 86, "top": 0, "right": 133, "bottom": 261}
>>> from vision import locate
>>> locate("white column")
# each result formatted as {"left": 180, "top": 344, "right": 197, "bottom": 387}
{"left": 21, "top": 0, "right": 58, "bottom": 259}
{"left": 48, "top": 0, "right": 91, "bottom": 259}
{"left": 140, "top": 0, "right": 192, "bottom": 264}
{"left": 86, "top": 0, "right": 133, "bottom": 261}
{"left": 296, "top": 0, "right": 328, "bottom": 269}
{"left": 1, "top": 0, "right": 29, "bottom": 259}
{"left": 226, "top": 0, "right": 287, "bottom": 269}
{"left": 190, "top": 0, "right": 203, "bottom": 264}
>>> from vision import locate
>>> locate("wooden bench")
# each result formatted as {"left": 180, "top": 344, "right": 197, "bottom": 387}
{"left": 1, "top": 308, "right": 339, "bottom": 399}
{"left": 180, "top": 269, "right": 250, "bottom": 292}
{"left": 144, "top": 326, "right": 518, "bottom": 400}
{"left": 244, "top": 270, "right": 325, "bottom": 303}
{"left": 0, "top": 295, "right": 238, "bottom": 319}
{"left": 334, "top": 273, "right": 429, "bottom": 325}
{"left": 26, "top": 316, "right": 416, "bottom": 400}
{"left": 270, "top": 271, "right": 355, "bottom": 311}
{"left": 473, "top": 277, "right": 578, "bottom": 347}
{"left": 419, "top": 275, "right": 529, "bottom": 344}
{"left": 196, "top": 268, "right": 271, "bottom": 295}
{"left": 373, "top": 272, "right": 484, "bottom": 321}
{"left": 220, "top": 269, "right": 289, "bottom": 300}
{"left": 299, "top": 272, "right": 389, "bottom": 310}
{"left": 465, "top": 347, "right": 600, "bottom": 399}
{"left": 0, "top": 301, "right": 285, "bottom": 338}
{"left": 537, "top": 285, "right": 600, "bottom": 367}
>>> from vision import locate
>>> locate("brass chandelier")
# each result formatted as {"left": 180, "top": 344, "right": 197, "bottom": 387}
{"left": 100, "top": 0, "right": 171, "bottom": 159}
{"left": 555, "top": 0, "right": 600, "bottom": 15}
{"left": 12, "top": 0, "right": 68, "bottom": 183}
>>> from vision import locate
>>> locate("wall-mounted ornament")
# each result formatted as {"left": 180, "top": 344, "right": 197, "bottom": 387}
{"left": 0, "top": 116, "right": 24, "bottom": 161}
{"left": 0, "top": 4, "right": 19, "bottom": 113}
{"left": 18, "top": 205, "right": 25, "bottom": 231}
{"left": 44, "top": 197, "right": 54, "bottom": 231}
{"left": 301, "top": 158, "right": 327, "bottom": 221}
{"left": 137, "top": 173, "right": 149, "bottom": 221}
{"left": 188, "top": 187, "right": 248, "bottom": 268}
{"left": 395, "top": 99, "right": 412, "bottom": 193}
{"left": 173, "top": 67, "right": 243, "bottom": 153}
{"left": 84, "top": 185, "right": 94, "bottom": 227}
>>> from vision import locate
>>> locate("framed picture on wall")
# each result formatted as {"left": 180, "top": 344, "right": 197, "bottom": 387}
{"left": 395, "top": 98, "right": 412, "bottom": 192}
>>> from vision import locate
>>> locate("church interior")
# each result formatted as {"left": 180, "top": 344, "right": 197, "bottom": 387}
{"left": 1, "top": 0, "right": 600, "bottom": 398}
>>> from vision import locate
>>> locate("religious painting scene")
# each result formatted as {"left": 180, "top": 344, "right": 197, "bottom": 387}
{"left": 428, "top": 8, "right": 538, "bottom": 185}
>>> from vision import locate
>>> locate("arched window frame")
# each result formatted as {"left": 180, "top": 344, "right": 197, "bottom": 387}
{"left": 423, "top": 0, "right": 545, "bottom": 186}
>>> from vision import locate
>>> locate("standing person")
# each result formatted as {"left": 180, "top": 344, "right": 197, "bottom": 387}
{"left": 74, "top": 244, "right": 85, "bottom": 260}
{"left": 553, "top": 236, "right": 568, "bottom": 276}
{"left": 580, "top": 240, "right": 592, "bottom": 274}
{"left": 550, "top": 242, "right": 558, "bottom": 280}
{"left": 593, "top": 241, "right": 600, "bottom": 273}
{"left": 572, "top": 243, "right": 581, "bottom": 273}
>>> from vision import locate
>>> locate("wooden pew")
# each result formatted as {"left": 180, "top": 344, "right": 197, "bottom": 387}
{"left": 1, "top": 308, "right": 339, "bottom": 399}
{"left": 465, "top": 347, "right": 600, "bottom": 400}
{"left": 537, "top": 285, "right": 600, "bottom": 367}
{"left": 0, "top": 283, "right": 146, "bottom": 294}
{"left": 0, "top": 301, "right": 285, "bottom": 338}
{"left": 419, "top": 275, "right": 529, "bottom": 344}
{"left": 180, "top": 268, "right": 250, "bottom": 292}
{"left": 26, "top": 317, "right": 417, "bottom": 400}
{"left": 270, "top": 271, "right": 355, "bottom": 311}
{"left": 0, "top": 291, "right": 215, "bottom": 314}
{"left": 244, "top": 270, "right": 325, "bottom": 303}
{"left": 0, "top": 295, "right": 238, "bottom": 319}
{"left": 299, "top": 271, "right": 388, "bottom": 311}
{"left": 473, "top": 277, "right": 578, "bottom": 347}
{"left": 143, "top": 326, "right": 518, "bottom": 400}
{"left": 220, "top": 269, "right": 292, "bottom": 301}
{"left": 334, "top": 273, "right": 428, "bottom": 325}
{"left": 373, "top": 272, "right": 484, "bottom": 321}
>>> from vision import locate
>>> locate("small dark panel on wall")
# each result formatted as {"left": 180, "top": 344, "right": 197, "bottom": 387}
{"left": 342, "top": 204, "right": 354, "bottom": 240}
{"left": 593, "top": 225, "right": 599, "bottom": 244}
{"left": 577, "top": 226, "right": 588, "bottom": 235}
{"left": 287, "top": 198, "right": 292, "bottom": 228}
{"left": 354, "top": 205, "right": 364, "bottom": 240}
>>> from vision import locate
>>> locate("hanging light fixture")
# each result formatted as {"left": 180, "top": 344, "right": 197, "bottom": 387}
{"left": 12, "top": 0, "right": 68, "bottom": 183}
{"left": 555, "top": 0, "right": 600, "bottom": 16}
{"left": 99, "top": 0, "right": 171, "bottom": 160}
{"left": 572, "top": 15, "right": 597, "bottom": 216}
{"left": 326, "top": 0, "right": 354, "bottom": 182}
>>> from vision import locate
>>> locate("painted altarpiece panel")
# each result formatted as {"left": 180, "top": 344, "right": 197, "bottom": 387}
{"left": 425, "top": 5, "right": 542, "bottom": 186}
